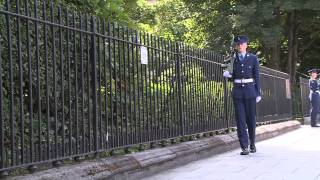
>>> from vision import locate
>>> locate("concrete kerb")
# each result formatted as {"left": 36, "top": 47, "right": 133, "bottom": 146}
{"left": 8, "top": 120, "right": 301, "bottom": 180}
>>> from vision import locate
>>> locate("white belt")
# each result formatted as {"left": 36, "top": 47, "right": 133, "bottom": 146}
{"left": 310, "top": 90, "right": 320, "bottom": 94}
{"left": 234, "top": 78, "right": 254, "bottom": 83}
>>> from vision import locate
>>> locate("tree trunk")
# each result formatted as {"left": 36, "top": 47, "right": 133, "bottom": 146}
{"left": 267, "top": 40, "right": 281, "bottom": 70}
{"left": 287, "top": 11, "right": 298, "bottom": 89}
{"left": 266, "top": 6, "right": 281, "bottom": 71}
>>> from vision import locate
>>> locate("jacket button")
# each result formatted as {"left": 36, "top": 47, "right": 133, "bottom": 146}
{"left": 241, "top": 71, "right": 244, "bottom": 73}
{"left": 241, "top": 64, "right": 244, "bottom": 66}
{"left": 242, "top": 84, "right": 245, "bottom": 87}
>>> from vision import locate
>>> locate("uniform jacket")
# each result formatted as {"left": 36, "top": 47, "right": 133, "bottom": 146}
{"left": 309, "top": 79, "right": 319, "bottom": 91}
{"left": 231, "top": 52, "right": 261, "bottom": 99}
{"left": 309, "top": 79, "right": 320, "bottom": 101}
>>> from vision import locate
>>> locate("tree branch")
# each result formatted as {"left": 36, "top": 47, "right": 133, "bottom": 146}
{"left": 298, "top": 38, "right": 315, "bottom": 56}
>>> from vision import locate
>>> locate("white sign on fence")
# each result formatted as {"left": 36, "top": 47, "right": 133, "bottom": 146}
{"left": 140, "top": 46, "right": 148, "bottom": 64}
{"left": 285, "top": 79, "right": 291, "bottom": 99}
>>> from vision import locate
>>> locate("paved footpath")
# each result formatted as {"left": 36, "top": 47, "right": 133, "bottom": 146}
{"left": 141, "top": 125, "right": 320, "bottom": 180}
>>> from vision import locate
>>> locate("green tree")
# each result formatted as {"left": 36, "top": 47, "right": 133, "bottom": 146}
{"left": 183, "top": 0, "right": 320, "bottom": 87}
{"left": 279, "top": 1, "right": 320, "bottom": 85}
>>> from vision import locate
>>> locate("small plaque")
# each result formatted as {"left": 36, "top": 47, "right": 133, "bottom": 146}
{"left": 140, "top": 46, "right": 148, "bottom": 64}
{"left": 285, "top": 79, "right": 291, "bottom": 99}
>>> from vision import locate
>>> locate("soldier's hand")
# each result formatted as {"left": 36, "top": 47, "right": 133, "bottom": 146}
{"left": 256, "top": 96, "right": 261, "bottom": 103}
{"left": 309, "top": 92, "right": 312, "bottom": 101}
{"left": 223, "top": 71, "right": 232, "bottom": 78}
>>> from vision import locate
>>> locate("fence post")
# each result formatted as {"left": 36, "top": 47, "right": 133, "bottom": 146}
{"left": 175, "top": 42, "right": 184, "bottom": 136}
{"left": 289, "top": 77, "right": 293, "bottom": 118}
{"left": 299, "top": 77, "right": 304, "bottom": 118}
{"left": 90, "top": 16, "right": 98, "bottom": 152}
{"left": 273, "top": 76, "right": 279, "bottom": 116}
{"left": 223, "top": 77, "right": 229, "bottom": 129}
{"left": 0, "top": 33, "right": 3, "bottom": 171}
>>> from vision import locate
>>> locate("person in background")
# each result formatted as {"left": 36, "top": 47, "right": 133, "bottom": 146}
{"left": 223, "top": 35, "right": 261, "bottom": 155}
{"left": 308, "top": 69, "right": 320, "bottom": 127}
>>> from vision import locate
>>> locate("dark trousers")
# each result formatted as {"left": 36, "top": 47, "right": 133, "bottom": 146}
{"left": 233, "top": 98, "right": 256, "bottom": 149}
{"left": 311, "top": 93, "right": 320, "bottom": 126}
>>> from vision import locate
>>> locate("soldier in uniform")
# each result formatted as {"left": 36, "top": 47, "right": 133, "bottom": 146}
{"left": 308, "top": 69, "right": 320, "bottom": 127}
{"left": 223, "top": 35, "right": 261, "bottom": 155}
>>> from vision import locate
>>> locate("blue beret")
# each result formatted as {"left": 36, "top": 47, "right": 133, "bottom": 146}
{"left": 308, "top": 69, "right": 319, "bottom": 74}
{"left": 234, "top": 35, "right": 249, "bottom": 44}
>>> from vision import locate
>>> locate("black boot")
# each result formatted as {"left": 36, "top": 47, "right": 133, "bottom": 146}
{"left": 240, "top": 148, "right": 249, "bottom": 155}
{"left": 250, "top": 145, "right": 256, "bottom": 153}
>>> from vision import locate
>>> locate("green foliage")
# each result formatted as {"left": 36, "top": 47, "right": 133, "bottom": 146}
{"left": 135, "top": 0, "right": 207, "bottom": 48}
{"left": 60, "top": 0, "right": 138, "bottom": 26}
{"left": 183, "top": 0, "right": 236, "bottom": 53}
{"left": 131, "top": 0, "right": 157, "bottom": 25}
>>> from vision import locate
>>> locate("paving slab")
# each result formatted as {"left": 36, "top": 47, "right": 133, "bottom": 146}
{"left": 141, "top": 125, "right": 320, "bottom": 180}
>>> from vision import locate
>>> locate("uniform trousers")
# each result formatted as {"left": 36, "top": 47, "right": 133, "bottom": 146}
{"left": 311, "top": 92, "right": 320, "bottom": 126}
{"left": 233, "top": 98, "right": 256, "bottom": 149}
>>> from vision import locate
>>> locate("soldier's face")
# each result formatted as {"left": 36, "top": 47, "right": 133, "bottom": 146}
{"left": 236, "top": 42, "right": 248, "bottom": 53}
{"left": 311, "top": 72, "right": 318, "bottom": 79}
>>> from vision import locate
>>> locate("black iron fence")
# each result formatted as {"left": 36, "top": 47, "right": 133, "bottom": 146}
{"left": 0, "top": 0, "right": 292, "bottom": 173}
{"left": 257, "top": 67, "right": 292, "bottom": 122}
